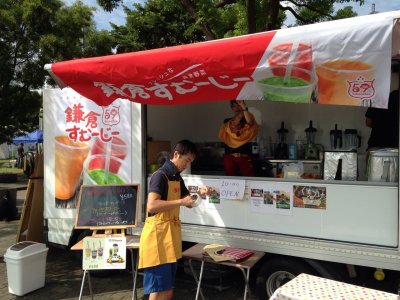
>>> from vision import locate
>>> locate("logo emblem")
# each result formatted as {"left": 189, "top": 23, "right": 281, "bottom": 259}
{"left": 347, "top": 77, "right": 375, "bottom": 100}
{"left": 102, "top": 104, "right": 120, "bottom": 126}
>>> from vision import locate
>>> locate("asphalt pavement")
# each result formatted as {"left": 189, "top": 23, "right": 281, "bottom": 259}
{"left": 0, "top": 176, "right": 256, "bottom": 300}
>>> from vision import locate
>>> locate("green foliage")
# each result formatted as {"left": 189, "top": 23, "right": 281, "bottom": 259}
{"left": 109, "top": 0, "right": 286, "bottom": 52}
{"left": 335, "top": 6, "right": 358, "bottom": 19}
{"left": 97, "top": 0, "right": 123, "bottom": 12}
{"left": 102, "top": 0, "right": 362, "bottom": 53}
{"left": 293, "top": 0, "right": 362, "bottom": 25}
{"left": 112, "top": 0, "right": 208, "bottom": 52}
{"left": 0, "top": 0, "right": 114, "bottom": 143}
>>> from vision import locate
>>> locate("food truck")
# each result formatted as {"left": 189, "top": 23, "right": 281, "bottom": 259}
{"left": 43, "top": 11, "right": 400, "bottom": 297}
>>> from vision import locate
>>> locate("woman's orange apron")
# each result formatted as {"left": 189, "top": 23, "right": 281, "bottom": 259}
{"left": 139, "top": 173, "right": 182, "bottom": 269}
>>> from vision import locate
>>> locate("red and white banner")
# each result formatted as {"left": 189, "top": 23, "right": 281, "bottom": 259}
{"left": 47, "top": 11, "right": 396, "bottom": 108}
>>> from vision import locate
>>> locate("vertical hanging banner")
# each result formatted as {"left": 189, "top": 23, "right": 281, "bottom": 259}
{"left": 46, "top": 12, "right": 395, "bottom": 108}
{"left": 44, "top": 88, "right": 133, "bottom": 219}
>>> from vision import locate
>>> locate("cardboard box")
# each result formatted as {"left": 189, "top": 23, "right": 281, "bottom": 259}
{"left": 147, "top": 141, "right": 171, "bottom": 165}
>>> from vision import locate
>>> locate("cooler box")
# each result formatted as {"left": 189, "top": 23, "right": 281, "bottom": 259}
{"left": 4, "top": 241, "right": 48, "bottom": 296}
{"left": 368, "top": 148, "right": 398, "bottom": 182}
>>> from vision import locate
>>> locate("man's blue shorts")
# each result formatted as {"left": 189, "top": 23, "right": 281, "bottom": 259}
{"left": 143, "top": 262, "right": 177, "bottom": 294}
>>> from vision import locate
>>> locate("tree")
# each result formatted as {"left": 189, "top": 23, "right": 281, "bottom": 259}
{"left": 0, "top": 0, "right": 114, "bottom": 143}
{"left": 111, "top": 0, "right": 208, "bottom": 53}
{"left": 294, "top": 0, "right": 358, "bottom": 26}
{"left": 97, "top": 0, "right": 364, "bottom": 34}
{"left": 108, "top": 0, "right": 284, "bottom": 53}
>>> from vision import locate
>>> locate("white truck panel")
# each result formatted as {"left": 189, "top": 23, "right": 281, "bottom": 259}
{"left": 180, "top": 176, "right": 398, "bottom": 247}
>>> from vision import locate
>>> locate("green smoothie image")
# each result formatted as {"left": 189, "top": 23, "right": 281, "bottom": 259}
{"left": 257, "top": 67, "right": 314, "bottom": 103}
{"left": 87, "top": 169, "right": 124, "bottom": 184}
{"left": 83, "top": 154, "right": 127, "bottom": 185}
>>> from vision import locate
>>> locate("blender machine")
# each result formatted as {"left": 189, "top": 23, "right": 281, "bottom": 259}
{"left": 275, "top": 122, "right": 288, "bottom": 159}
{"left": 304, "top": 121, "right": 318, "bottom": 160}
{"left": 329, "top": 124, "right": 342, "bottom": 150}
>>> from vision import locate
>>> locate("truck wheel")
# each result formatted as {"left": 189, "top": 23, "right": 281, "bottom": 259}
{"left": 256, "top": 257, "right": 315, "bottom": 299}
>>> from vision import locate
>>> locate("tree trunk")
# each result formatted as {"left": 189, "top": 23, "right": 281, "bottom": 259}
{"left": 267, "top": 0, "right": 280, "bottom": 30}
{"left": 247, "top": 0, "right": 256, "bottom": 34}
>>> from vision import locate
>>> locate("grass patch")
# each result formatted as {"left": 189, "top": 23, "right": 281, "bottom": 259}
{"left": 0, "top": 159, "right": 23, "bottom": 174}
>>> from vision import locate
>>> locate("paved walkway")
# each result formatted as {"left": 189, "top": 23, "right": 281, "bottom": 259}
{"left": 0, "top": 218, "right": 256, "bottom": 300}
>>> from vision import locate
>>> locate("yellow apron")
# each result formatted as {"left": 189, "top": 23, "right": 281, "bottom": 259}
{"left": 139, "top": 174, "right": 182, "bottom": 269}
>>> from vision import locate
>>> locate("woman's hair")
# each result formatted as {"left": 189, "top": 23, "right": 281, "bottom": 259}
{"left": 171, "top": 139, "right": 197, "bottom": 158}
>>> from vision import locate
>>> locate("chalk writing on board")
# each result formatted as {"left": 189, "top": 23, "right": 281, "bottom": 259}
{"left": 75, "top": 185, "right": 139, "bottom": 228}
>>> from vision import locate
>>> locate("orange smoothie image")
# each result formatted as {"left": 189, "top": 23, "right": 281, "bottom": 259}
{"left": 54, "top": 135, "right": 89, "bottom": 200}
{"left": 316, "top": 60, "right": 375, "bottom": 105}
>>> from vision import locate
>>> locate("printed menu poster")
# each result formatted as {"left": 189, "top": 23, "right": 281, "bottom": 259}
{"left": 293, "top": 185, "right": 327, "bottom": 209}
{"left": 187, "top": 179, "right": 222, "bottom": 211}
{"left": 82, "top": 236, "right": 126, "bottom": 270}
{"left": 249, "top": 182, "right": 293, "bottom": 215}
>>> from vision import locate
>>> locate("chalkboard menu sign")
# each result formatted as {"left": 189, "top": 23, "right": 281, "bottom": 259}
{"left": 75, "top": 184, "right": 139, "bottom": 229}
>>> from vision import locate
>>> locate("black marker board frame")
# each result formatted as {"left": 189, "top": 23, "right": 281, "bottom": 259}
{"left": 75, "top": 184, "right": 139, "bottom": 229}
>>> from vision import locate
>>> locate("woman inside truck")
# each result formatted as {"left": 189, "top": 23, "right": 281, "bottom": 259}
{"left": 218, "top": 100, "right": 259, "bottom": 176}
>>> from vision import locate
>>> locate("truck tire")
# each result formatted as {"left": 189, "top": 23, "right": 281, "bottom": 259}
{"left": 256, "top": 256, "right": 316, "bottom": 299}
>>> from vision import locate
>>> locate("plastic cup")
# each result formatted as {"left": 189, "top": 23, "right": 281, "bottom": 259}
{"left": 316, "top": 60, "right": 375, "bottom": 105}
{"left": 90, "top": 137, "right": 128, "bottom": 173}
{"left": 85, "top": 248, "right": 91, "bottom": 258}
{"left": 190, "top": 193, "right": 202, "bottom": 207}
{"left": 268, "top": 43, "right": 313, "bottom": 78}
{"left": 257, "top": 67, "right": 315, "bottom": 103}
{"left": 83, "top": 154, "right": 127, "bottom": 185}
{"left": 97, "top": 247, "right": 103, "bottom": 257}
{"left": 91, "top": 250, "right": 97, "bottom": 259}
{"left": 54, "top": 136, "right": 89, "bottom": 200}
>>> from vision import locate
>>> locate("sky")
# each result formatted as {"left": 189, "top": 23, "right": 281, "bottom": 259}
{"left": 66, "top": 0, "right": 400, "bottom": 31}
{"left": 283, "top": 0, "right": 400, "bottom": 27}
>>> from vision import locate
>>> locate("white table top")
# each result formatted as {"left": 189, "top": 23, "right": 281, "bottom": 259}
{"left": 270, "top": 273, "right": 398, "bottom": 300}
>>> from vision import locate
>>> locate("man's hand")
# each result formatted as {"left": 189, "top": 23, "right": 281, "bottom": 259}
{"left": 181, "top": 194, "right": 196, "bottom": 208}
{"left": 236, "top": 100, "right": 247, "bottom": 110}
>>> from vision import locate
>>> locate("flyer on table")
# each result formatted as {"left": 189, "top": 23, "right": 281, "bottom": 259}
{"left": 82, "top": 236, "right": 126, "bottom": 270}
